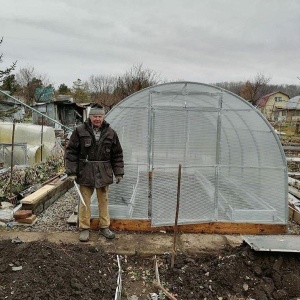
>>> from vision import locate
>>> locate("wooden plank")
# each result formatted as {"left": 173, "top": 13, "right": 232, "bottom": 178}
{"left": 288, "top": 186, "right": 300, "bottom": 198}
{"left": 20, "top": 185, "right": 55, "bottom": 205}
{"left": 283, "top": 146, "right": 300, "bottom": 151}
{"left": 90, "top": 219, "right": 287, "bottom": 234}
{"left": 286, "top": 157, "right": 300, "bottom": 162}
{"left": 289, "top": 206, "right": 300, "bottom": 224}
{"left": 67, "top": 213, "right": 78, "bottom": 224}
{"left": 20, "top": 177, "right": 74, "bottom": 205}
{"left": 21, "top": 178, "right": 74, "bottom": 215}
{"left": 288, "top": 172, "right": 300, "bottom": 177}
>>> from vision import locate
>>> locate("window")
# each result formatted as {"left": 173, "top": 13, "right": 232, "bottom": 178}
{"left": 275, "top": 96, "right": 283, "bottom": 102}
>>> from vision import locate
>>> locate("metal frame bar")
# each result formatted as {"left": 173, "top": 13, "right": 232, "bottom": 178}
{"left": 0, "top": 90, "right": 72, "bottom": 131}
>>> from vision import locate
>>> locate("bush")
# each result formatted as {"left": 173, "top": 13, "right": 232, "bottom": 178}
{"left": 0, "top": 155, "right": 64, "bottom": 203}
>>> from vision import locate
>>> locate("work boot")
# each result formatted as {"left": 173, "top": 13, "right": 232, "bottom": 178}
{"left": 79, "top": 229, "right": 89, "bottom": 242}
{"left": 99, "top": 228, "right": 115, "bottom": 239}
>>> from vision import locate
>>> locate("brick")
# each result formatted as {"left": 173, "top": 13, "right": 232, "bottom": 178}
{"left": 14, "top": 210, "right": 33, "bottom": 220}
{"left": 16, "top": 214, "right": 36, "bottom": 224}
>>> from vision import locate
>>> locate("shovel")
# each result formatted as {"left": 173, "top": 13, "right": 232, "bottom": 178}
{"left": 73, "top": 181, "right": 87, "bottom": 208}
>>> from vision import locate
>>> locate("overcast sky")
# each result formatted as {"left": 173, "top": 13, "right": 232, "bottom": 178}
{"left": 2, "top": 0, "right": 300, "bottom": 89}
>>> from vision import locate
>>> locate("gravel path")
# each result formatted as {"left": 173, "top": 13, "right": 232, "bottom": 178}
{"left": 22, "top": 187, "right": 79, "bottom": 232}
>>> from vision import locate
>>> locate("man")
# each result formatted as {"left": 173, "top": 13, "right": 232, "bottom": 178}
{"left": 65, "top": 104, "right": 124, "bottom": 242}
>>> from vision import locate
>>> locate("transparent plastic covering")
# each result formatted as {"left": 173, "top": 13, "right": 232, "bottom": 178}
{"left": 0, "top": 122, "right": 56, "bottom": 166}
{"left": 91, "top": 82, "right": 288, "bottom": 226}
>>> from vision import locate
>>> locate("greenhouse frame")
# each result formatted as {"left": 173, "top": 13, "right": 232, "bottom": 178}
{"left": 91, "top": 82, "right": 288, "bottom": 234}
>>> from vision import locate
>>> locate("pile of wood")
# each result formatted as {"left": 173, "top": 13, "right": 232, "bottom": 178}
{"left": 288, "top": 177, "right": 300, "bottom": 224}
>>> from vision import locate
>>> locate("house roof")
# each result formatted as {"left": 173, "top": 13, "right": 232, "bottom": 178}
{"left": 256, "top": 91, "right": 290, "bottom": 107}
{"left": 286, "top": 95, "right": 300, "bottom": 110}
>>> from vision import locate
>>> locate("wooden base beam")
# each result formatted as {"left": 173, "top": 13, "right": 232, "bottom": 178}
{"left": 90, "top": 218, "right": 287, "bottom": 235}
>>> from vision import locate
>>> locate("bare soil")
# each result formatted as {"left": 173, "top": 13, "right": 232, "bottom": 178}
{"left": 1, "top": 189, "right": 300, "bottom": 299}
{"left": 1, "top": 238, "right": 300, "bottom": 300}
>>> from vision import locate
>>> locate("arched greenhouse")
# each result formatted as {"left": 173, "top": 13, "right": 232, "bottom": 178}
{"left": 91, "top": 82, "right": 288, "bottom": 234}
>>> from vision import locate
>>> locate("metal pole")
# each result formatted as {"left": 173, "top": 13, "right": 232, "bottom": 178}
{"left": 0, "top": 89, "right": 72, "bottom": 131}
{"left": 9, "top": 120, "right": 16, "bottom": 197}
{"left": 171, "top": 163, "right": 181, "bottom": 268}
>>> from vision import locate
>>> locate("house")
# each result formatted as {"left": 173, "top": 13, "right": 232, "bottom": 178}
{"left": 256, "top": 91, "right": 290, "bottom": 121}
{"left": 285, "top": 95, "right": 300, "bottom": 123}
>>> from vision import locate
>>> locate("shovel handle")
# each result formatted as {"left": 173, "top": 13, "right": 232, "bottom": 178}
{"left": 74, "top": 182, "right": 87, "bottom": 207}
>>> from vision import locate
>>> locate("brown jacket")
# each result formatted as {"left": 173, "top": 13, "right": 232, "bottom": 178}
{"left": 65, "top": 119, "right": 124, "bottom": 188}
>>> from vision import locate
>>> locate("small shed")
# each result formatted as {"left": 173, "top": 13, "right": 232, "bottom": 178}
{"left": 31, "top": 97, "right": 88, "bottom": 128}
{"left": 31, "top": 102, "right": 56, "bottom": 126}
{"left": 91, "top": 82, "right": 288, "bottom": 234}
{"left": 285, "top": 95, "right": 300, "bottom": 123}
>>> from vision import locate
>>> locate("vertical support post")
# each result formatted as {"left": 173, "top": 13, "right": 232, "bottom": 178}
{"left": 9, "top": 120, "right": 16, "bottom": 197}
{"left": 214, "top": 92, "right": 223, "bottom": 220}
{"left": 148, "top": 91, "right": 154, "bottom": 218}
{"left": 41, "top": 115, "right": 44, "bottom": 162}
{"left": 171, "top": 163, "right": 181, "bottom": 268}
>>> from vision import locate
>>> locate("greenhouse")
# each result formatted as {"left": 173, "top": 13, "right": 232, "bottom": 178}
{"left": 91, "top": 82, "right": 288, "bottom": 231}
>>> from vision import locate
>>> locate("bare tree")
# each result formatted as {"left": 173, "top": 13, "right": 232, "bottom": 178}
{"left": 15, "top": 66, "right": 52, "bottom": 104}
{"left": 214, "top": 81, "right": 244, "bottom": 96}
{"left": 88, "top": 64, "right": 162, "bottom": 111}
{"left": 88, "top": 74, "right": 117, "bottom": 108}
{"left": 113, "top": 64, "right": 162, "bottom": 102}
{"left": 240, "top": 72, "right": 272, "bottom": 105}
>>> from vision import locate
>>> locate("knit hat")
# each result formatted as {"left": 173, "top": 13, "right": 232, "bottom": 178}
{"left": 89, "top": 104, "right": 105, "bottom": 115}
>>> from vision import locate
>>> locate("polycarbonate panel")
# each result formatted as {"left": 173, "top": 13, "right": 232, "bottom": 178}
{"left": 102, "top": 81, "right": 287, "bottom": 226}
{"left": 217, "top": 167, "right": 287, "bottom": 223}
{"left": 106, "top": 107, "right": 149, "bottom": 165}
{"left": 91, "top": 164, "right": 150, "bottom": 219}
{"left": 151, "top": 89, "right": 221, "bottom": 108}
{"left": 151, "top": 109, "right": 218, "bottom": 168}
{"left": 151, "top": 167, "right": 216, "bottom": 226}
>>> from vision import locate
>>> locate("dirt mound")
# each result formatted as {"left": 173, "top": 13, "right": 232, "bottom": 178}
{"left": 0, "top": 240, "right": 117, "bottom": 300}
{"left": 159, "top": 242, "right": 300, "bottom": 299}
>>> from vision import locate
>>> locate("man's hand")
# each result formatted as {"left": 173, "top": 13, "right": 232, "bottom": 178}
{"left": 115, "top": 176, "right": 123, "bottom": 184}
{"left": 68, "top": 175, "right": 77, "bottom": 181}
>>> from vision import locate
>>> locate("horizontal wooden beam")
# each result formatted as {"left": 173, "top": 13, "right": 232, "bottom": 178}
{"left": 20, "top": 177, "right": 74, "bottom": 215}
{"left": 90, "top": 219, "right": 287, "bottom": 235}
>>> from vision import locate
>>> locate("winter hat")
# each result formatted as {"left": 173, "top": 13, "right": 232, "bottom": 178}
{"left": 89, "top": 104, "right": 105, "bottom": 115}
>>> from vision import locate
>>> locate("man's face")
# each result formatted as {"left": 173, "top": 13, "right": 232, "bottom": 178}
{"left": 90, "top": 114, "right": 104, "bottom": 128}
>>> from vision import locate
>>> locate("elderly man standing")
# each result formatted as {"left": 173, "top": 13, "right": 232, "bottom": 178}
{"left": 65, "top": 104, "right": 124, "bottom": 242}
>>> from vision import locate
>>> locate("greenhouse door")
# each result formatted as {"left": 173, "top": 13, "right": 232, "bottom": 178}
{"left": 151, "top": 108, "right": 219, "bottom": 226}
